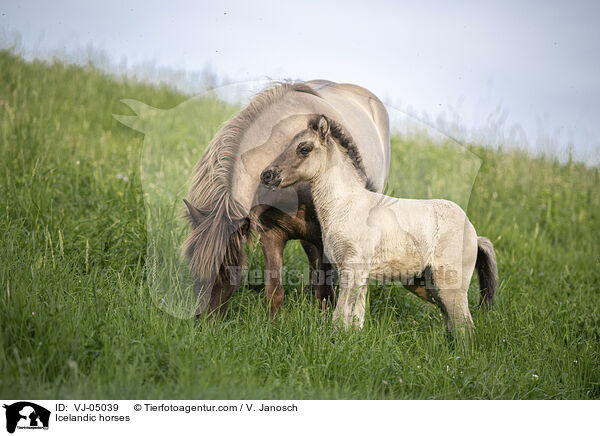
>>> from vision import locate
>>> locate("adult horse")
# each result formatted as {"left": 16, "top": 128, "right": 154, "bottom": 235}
{"left": 183, "top": 80, "right": 390, "bottom": 315}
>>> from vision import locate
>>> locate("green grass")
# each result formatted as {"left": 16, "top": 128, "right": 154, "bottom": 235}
{"left": 1, "top": 50, "right": 599, "bottom": 399}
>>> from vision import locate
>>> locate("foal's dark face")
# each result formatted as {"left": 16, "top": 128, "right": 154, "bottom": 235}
{"left": 260, "top": 115, "right": 330, "bottom": 189}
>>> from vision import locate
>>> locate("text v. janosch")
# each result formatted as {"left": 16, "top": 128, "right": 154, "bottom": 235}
{"left": 142, "top": 403, "right": 298, "bottom": 412}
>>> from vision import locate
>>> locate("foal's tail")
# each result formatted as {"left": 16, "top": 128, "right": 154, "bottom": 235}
{"left": 475, "top": 236, "right": 498, "bottom": 309}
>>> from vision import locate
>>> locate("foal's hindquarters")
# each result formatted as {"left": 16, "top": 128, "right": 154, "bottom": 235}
{"left": 331, "top": 198, "right": 480, "bottom": 338}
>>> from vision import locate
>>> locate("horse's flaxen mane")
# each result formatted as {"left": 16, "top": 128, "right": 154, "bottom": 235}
{"left": 184, "top": 82, "right": 319, "bottom": 281}
{"left": 308, "top": 115, "right": 376, "bottom": 192}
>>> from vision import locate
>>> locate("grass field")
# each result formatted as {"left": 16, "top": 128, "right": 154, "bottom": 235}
{"left": 1, "top": 50, "right": 599, "bottom": 399}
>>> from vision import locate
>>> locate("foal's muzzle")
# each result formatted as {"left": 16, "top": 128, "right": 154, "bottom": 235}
{"left": 260, "top": 168, "right": 282, "bottom": 188}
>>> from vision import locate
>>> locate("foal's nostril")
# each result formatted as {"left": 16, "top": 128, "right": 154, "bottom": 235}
{"left": 261, "top": 168, "right": 282, "bottom": 187}
{"left": 261, "top": 169, "right": 274, "bottom": 184}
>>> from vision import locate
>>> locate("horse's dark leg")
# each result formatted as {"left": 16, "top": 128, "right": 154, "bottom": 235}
{"left": 300, "top": 240, "right": 336, "bottom": 309}
{"left": 320, "top": 255, "right": 337, "bottom": 306}
{"left": 260, "top": 229, "right": 287, "bottom": 317}
{"left": 300, "top": 240, "right": 319, "bottom": 295}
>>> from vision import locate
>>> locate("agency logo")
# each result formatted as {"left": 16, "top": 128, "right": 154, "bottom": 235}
{"left": 3, "top": 402, "right": 50, "bottom": 434}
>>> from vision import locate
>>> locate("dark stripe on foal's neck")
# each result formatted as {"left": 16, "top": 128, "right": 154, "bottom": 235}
{"left": 309, "top": 115, "right": 373, "bottom": 191}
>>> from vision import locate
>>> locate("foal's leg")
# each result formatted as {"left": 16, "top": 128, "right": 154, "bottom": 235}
{"left": 433, "top": 288, "right": 474, "bottom": 335}
{"left": 332, "top": 265, "right": 369, "bottom": 330}
{"left": 319, "top": 256, "right": 337, "bottom": 306}
{"left": 300, "top": 240, "right": 336, "bottom": 309}
{"left": 260, "top": 230, "right": 287, "bottom": 317}
{"left": 428, "top": 268, "right": 475, "bottom": 340}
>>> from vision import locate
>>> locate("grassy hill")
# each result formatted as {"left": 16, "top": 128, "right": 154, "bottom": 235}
{"left": 0, "top": 50, "right": 598, "bottom": 399}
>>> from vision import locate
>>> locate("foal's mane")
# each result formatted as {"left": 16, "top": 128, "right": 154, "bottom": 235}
{"left": 184, "top": 82, "right": 319, "bottom": 280}
{"left": 308, "top": 115, "right": 375, "bottom": 191}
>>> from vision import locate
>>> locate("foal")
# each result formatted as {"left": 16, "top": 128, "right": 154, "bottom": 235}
{"left": 260, "top": 115, "right": 498, "bottom": 336}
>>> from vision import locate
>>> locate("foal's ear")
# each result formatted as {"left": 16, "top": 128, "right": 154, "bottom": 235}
{"left": 317, "top": 115, "right": 330, "bottom": 141}
{"left": 183, "top": 199, "right": 205, "bottom": 226}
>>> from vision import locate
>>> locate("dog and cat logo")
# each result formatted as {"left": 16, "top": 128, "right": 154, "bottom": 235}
{"left": 2, "top": 402, "right": 50, "bottom": 433}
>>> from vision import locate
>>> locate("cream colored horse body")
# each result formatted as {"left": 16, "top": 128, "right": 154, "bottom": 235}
{"left": 313, "top": 152, "right": 477, "bottom": 332}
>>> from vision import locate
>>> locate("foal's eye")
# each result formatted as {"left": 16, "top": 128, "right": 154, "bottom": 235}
{"left": 297, "top": 142, "right": 313, "bottom": 156}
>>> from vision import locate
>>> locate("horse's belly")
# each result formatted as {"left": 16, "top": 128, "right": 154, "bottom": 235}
{"left": 368, "top": 256, "right": 425, "bottom": 284}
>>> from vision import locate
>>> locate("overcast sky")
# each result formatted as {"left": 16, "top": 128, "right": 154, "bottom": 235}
{"left": 2, "top": 0, "right": 599, "bottom": 163}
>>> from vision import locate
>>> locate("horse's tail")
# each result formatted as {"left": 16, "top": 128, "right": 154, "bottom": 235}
{"left": 475, "top": 236, "right": 498, "bottom": 309}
